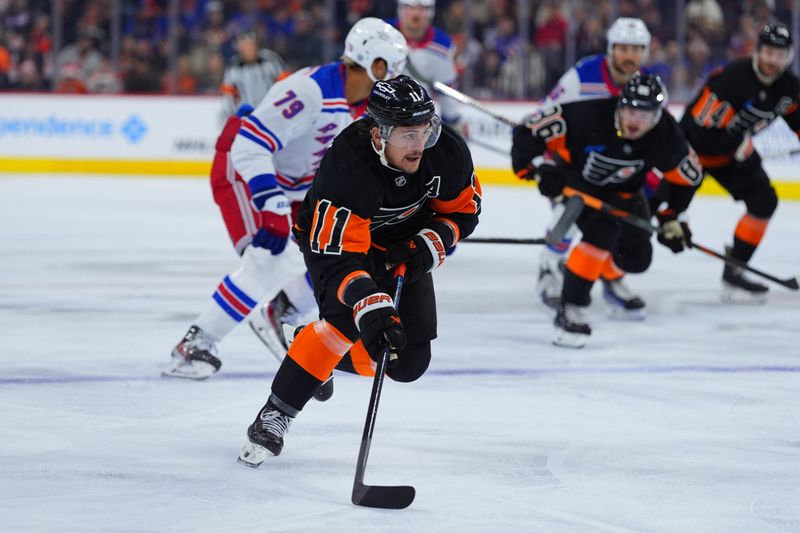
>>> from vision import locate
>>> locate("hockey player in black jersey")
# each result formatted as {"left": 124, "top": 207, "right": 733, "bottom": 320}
{"left": 678, "top": 24, "right": 799, "bottom": 303}
{"left": 512, "top": 73, "right": 702, "bottom": 348}
{"left": 238, "top": 76, "right": 481, "bottom": 465}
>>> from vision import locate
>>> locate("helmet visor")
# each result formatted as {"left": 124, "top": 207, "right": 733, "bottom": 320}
{"left": 380, "top": 116, "right": 441, "bottom": 150}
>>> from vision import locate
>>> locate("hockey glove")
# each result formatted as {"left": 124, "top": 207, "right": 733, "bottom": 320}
{"left": 656, "top": 209, "right": 692, "bottom": 254}
{"left": 386, "top": 229, "right": 447, "bottom": 282}
{"left": 535, "top": 161, "right": 565, "bottom": 199}
{"left": 252, "top": 190, "right": 292, "bottom": 255}
{"left": 353, "top": 292, "right": 406, "bottom": 362}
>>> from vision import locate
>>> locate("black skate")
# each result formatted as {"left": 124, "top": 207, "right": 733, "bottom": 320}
{"left": 162, "top": 325, "right": 222, "bottom": 380}
{"left": 553, "top": 303, "right": 591, "bottom": 348}
{"left": 722, "top": 263, "right": 768, "bottom": 304}
{"left": 602, "top": 277, "right": 646, "bottom": 320}
{"left": 238, "top": 399, "right": 294, "bottom": 467}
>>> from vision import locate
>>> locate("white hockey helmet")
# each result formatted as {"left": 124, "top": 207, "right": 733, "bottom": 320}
{"left": 398, "top": 0, "right": 435, "bottom": 20}
{"left": 606, "top": 17, "right": 651, "bottom": 59}
{"left": 344, "top": 17, "right": 409, "bottom": 82}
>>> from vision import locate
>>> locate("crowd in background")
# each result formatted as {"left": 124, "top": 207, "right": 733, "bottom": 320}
{"left": 0, "top": 0, "right": 790, "bottom": 100}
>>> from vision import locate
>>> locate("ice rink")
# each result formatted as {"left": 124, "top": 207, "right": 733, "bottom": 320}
{"left": 1, "top": 175, "right": 799, "bottom": 532}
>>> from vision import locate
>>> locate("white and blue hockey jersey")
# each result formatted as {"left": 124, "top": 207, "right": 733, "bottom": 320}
{"left": 545, "top": 53, "right": 625, "bottom": 104}
{"left": 387, "top": 19, "right": 461, "bottom": 123}
{"left": 231, "top": 61, "right": 366, "bottom": 205}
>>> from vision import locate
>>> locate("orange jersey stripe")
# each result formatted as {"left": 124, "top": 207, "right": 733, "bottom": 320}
{"left": 337, "top": 270, "right": 372, "bottom": 305}
{"left": 429, "top": 175, "right": 483, "bottom": 215}
{"left": 734, "top": 213, "right": 769, "bottom": 246}
{"left": 287, "top": 320, "right": 353, "bottom": 381}
{"left": 697, "top": 153, "right": 732, "bottom": 168}
{"left": 566, "top": 242, "right": 610, "bottom": 282}
{"left": 433, "top": 216, "right": 461, "bottom": 243}
{"left": 545, "top": 135, "right": 572, "bottom": 164}
{"left": 341, "top": 212, "right": 371, "bottom": 253}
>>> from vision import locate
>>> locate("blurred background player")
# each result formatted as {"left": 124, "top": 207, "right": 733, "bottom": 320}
{"left": 220, "top": 29, "right": 286, "bottom": 120}
{"left": 535, "top": 17, "right": 651, "bottom": 317}
{"left": 164, "top": 18, "right": 408, "bottom": 381}
{"left": 238, "top": 75, "right": 481, "bottom": 465}
{"left": 512, "top": 74, "right": 702, "bottom": 348}
{"left": 389, "top": 0, "right": 467, "bottom": 135}
{"left": 679, "top": 24, "right": 800, "bottom": 304}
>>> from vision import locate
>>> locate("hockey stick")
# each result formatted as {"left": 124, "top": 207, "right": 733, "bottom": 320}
{"left": 562, "top": 186, "right": 799, "bottom": 290}
{"left": 352, "top": 264, "right": 415, "bottom": 510}
{"left": 462, "top": 194, "right": 585, "bottom": 246}
{"left": 467, "top": 136, "right": 509, "bottom": 155}
{"left": 433, "top": 81, "right": 520, "bottom": 128}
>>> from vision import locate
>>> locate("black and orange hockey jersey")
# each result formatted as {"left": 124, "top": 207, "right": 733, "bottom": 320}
{"left": 294, "top": 120, "right": 481, "bottom": 302}
{"left": 679, "top": 58, "right": 800, "bottom": 168}
{"left": 511, "top": 98, "right": 702, "bottom": 212}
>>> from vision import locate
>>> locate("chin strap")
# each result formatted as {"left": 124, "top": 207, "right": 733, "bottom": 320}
{"left": 371, "top": 138, "right": 403, "bottom": 172}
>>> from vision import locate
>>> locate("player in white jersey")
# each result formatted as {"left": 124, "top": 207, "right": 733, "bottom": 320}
{"left": 164, "top": 18, "right": 409, "bottom": 383}
{"left": 389, "top": 0, "right": 465, "bottom": 131}
{"left": 533, "top": 17, "right": 652, "bottom": 317}
{"left": 220, "top": 30, "right": 286, "bottom": 119}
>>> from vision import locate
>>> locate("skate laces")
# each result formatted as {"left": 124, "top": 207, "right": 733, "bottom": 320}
{"left": 606, "top": 278, "right": 634, "bottom": 300}
{"left": 563, "top": 304, "right": 587, "bottom": 323}
{"left": 259, "top": 408, "right": 292, "bottom": 437}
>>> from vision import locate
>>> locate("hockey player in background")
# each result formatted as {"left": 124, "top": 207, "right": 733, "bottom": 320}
{"left": 536, "top": 17, "right": 652, "bottom": 316}
{"left": 389, "top": 0, "right": 467, "bottom": 134}
{"left": 679, "top": 24, "right": 800, "bottom": 303}
{"left": 164, "top": 19, "right": 409, "bottom": 383}
{"left": 512, "top": 74, "right": 702, "bottom": 348}
{"left": 238, "top": 76, "right": 481, "bottom": 465}
{"left": 220, "top": 29, "right": 286, "bottom": 120}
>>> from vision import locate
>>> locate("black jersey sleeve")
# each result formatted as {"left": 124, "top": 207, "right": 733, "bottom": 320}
{"left": 425, "top": 131, "right": 482, "bottom": 247}
{"left": 650, "top": 113, "right": 704, "bottom": 212}
{"left": 511, "top": 103, "right": 570, "bottom": 175}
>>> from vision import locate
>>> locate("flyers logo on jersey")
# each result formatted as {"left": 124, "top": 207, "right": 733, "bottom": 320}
{"left": 582, "top": 152, "right": 645, "bottom": 186}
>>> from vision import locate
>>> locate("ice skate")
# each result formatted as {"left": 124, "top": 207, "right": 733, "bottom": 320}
{"left": 721, "top": 263, "right": 768, "bottom": 304}
{"left": 249, "top": 291, "right": 300, "bottom": 362}
{"left": 238, "top": 400, "right": 294, "bottom": 466}
{"left": 162, "top": 325, "right": 222, "bottom": 380}
{"left": 537, "top": 248, "right": 566, "bottom": 311}
{"left": 553, "top": 303, "right": 591, "bottom": 348}
{"left": 602, "top": 277, "right": 646, "bottom": 320}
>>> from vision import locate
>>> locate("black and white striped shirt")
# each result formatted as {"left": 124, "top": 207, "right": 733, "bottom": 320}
{"left": 221, "top": 49, "right": 286, "bottom": 116}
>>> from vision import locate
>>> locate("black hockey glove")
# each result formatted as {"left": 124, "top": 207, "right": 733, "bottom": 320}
{"left": 656, "top": 209, "right": 692, "bottom": 253}
{"left": 353, "top": 292, "right": 406, "bottom": 362}
{"left": 535, "top": 162, "right": 565, "bottom": 199}
{"left": 386, "top": 229, "right": 447, "bottom": 282}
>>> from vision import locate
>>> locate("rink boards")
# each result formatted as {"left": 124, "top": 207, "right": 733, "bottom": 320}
{"left": 1, "top": 93, "right": 800, "bottom": 199}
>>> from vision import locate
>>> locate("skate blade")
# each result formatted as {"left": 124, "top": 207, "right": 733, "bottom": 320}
{"left": 248, "top": 318, "right": 288, "bottom": 363}
{"left": 238, "top": 441, "right": 275, "bottom": 467}
{"left": 161, "top": 360, "right": 216, "bottom": 380}
{"left": 552, "top": 329, "right": 588, "bottom": 349}
{"left": 606, "top": 305, "right": 646, "bottom": 321}
{"left": 721, "top": 285, "right": 768, "bottom": 305}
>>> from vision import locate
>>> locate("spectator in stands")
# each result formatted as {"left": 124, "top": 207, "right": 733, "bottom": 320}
{"left": 534, "top": 0, "right": 568, "bottom": 90}
{"left": 57, "top": 29, "right": 104, "bottom": 82}
{"left": 283, "top": 9, "right": 324, "bottom": 71}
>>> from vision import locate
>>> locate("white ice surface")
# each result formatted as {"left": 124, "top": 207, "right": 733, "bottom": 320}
{"left": 1, "top": 175, "right": 799, "bottom": 533}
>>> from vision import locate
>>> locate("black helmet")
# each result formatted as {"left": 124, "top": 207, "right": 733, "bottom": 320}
{"left": 367, "top": 75, "right": 436, "bottom": 127}
{"left": 619, "top": 73, "right": 667, "bottom": 111}
{"left": 758, "top": 24, "right": 792, "bottom": 48}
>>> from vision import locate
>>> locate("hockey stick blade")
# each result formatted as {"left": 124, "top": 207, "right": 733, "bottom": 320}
{"left": 545, "top": 195, "right": 584, "bottom": 246}
{"left": 352, "top": 482, "right": 416, "bottom": 509}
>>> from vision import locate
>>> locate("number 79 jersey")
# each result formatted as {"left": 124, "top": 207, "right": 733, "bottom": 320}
{"left": 231, "top": 62, "right": 363, "bottom": 202}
